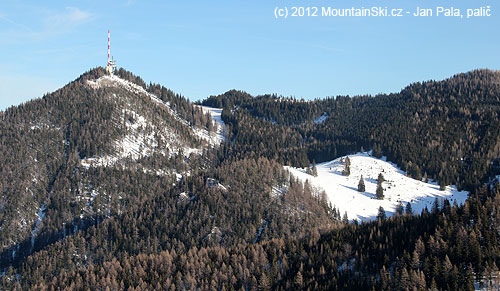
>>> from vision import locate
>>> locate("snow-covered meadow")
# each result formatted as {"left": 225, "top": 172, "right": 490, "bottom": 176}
{"left": 287, "top": 152, "right": 468, "bottom": 221}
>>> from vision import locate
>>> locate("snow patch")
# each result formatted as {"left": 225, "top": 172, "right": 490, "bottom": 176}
{"left": 338, "top": 258, "right": 356, "bottom": 272}
{"left": 30, "top": 204, "right": 46, "bottom": 251}
{"left": 271, "top": 185, "right": 287, "bottom": 198}
{"left": 87, "top": 75, "right": 163, "bottom": 107}
{"left": 29, "top": 123, "right": 60, "bottom": 131}
{"left": 179, "top": 192, "right": 189, "bottom": 202}
{"left": 314, "top": 112, "right": 328, "bottom": 124}
{"left": 205, "top": 226, "right": 223, "bottom": 243}
{"left": 196, "top": 106, "right": 226, "bottom": 145}
{"left": 254, "top": 219, "right": 268, "bottom": 243}
{"left": 286, "top": 152, "right": 468, "bottom": 221}
{"left": 206, "top": 178, "right": 228, "bottom": 191}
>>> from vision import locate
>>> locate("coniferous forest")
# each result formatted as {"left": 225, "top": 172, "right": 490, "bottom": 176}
{"left": 1, "top": 68, "right": 500, "bottom": 290}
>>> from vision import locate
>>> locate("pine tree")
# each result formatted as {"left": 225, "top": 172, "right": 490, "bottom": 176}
{"left": 342, "top": 212, "right": 349, "bottom": 224}
{"left": 342, "top": 157, "right": 351, "bottom": 176}
{"left": 379, "top": 266, "right": 390, "bottom": 290}
{"left": 407, "top": 162, "right": 423, "bottom": 180}
{"left": 396, "top": 201, "right": 404, "bottom": 215}
{"left": 294, "top": 271, "right": 303, "bottom": 288}
{"left": 399, "top": 267, "right": 410, "bottom": 290}
{"left": 430, "top": 278, "right": 438, "bottom": 291}
{"left": 259, "top": 273, "right": 271, "bottom": 291}
{"left": 312, "top": 160, "right": 318, "bottom": 177}
{"left": 431, "top": 197, "right": 440, "bottom": 214}
{"left": 411, "top": 249, "right": 420, "bottom": 270}
{"left": 377, "top": 206, "right": 386, "bottom": 220}
{"left": 405, "top": 202, "right": 413, "bottom": 215}
{"left": 377, "top": 173, "right": 385, "bottom": 184}
{"left": 376, "top": 182, "right": 384, "bottom": 200}
{"left": 439, "top": 179, "right": 446, "bottom": 191}
{"left": 358, "top": 175, "right": 365, "bottom": 192}
{"left": 372, "top": 143, "right": 382, "bottom": 158}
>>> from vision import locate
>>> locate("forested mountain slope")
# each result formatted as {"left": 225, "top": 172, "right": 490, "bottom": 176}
{"left": 287, "top": 152, "right": 468, "bottom": 221}
{"left": 0, "top": 67, "right": 214, "bottom": 264}
{"left": 2, "top": 68, "right": 500, "bottom": 290}
{"left": 0, "top": 67, "right": 333, "bottom": 273}
{"left": 204, "top": 69, "right": 500, "bottom": 190}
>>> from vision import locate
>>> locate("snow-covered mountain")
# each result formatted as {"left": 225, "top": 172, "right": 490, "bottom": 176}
{"left": 287, "top": 152, "right": 468, "bottom": 221}
{"left": 0, "top": 69, "right": 228, "bottom": 260}
{"left": 82, "top": 74, "right": 225, "bottom": 169}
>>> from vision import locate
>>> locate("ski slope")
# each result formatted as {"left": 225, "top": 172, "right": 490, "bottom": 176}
{"left": 286, "top": 152, "right": 468, "bottom": 221}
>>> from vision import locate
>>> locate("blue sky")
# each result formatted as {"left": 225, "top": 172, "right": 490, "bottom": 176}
{"left": 1, "top": 0, "right": 499, "bottom": 110}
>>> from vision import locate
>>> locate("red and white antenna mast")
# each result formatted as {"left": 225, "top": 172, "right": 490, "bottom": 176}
{"left": 106, "top": 29, "right": 117, "bottom": 75}
{"left": 107, "top": 29, "right": 110, "bottom": 66}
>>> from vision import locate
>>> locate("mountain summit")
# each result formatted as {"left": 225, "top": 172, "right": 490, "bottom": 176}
{"left": 0, "top": 67, "right": 333, "bottom": 273}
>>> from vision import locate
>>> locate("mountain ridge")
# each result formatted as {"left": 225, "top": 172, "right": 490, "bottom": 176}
{"left": 0, "top": 67, "right": 334, "bottom": 273}
{"left": 2, "top": 67, "right": 500, "bottom": 290}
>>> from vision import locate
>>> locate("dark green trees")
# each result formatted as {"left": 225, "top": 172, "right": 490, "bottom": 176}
{"left": 396, "top": 201, "right": 404, "bottom": 215}
{"left": 376, "top": 173, "right": 385, "bottom": 200}
{"left": 377, "top": 206, "right": 386, "bottom": 220}
{"left": 405, "top": 202, "right": 413, "bottom": 215}
{"left": 358, "top": 175, "right": 366, "bottom": 192}
{"left": 342, "top": 157, "right": 351, "bottom": 176}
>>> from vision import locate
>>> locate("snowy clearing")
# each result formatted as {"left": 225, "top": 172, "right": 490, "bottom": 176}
{"left": 87, "top": 75, "right": 163, "bottom": 106}
{"left": 196, "top": 106, "right": 226, "bottom": 145}
{"left": 314, "top": 112, "right": 328, "bottom": 124}
{"left": 286, "top": 152, "right": 468, "bottom": 221}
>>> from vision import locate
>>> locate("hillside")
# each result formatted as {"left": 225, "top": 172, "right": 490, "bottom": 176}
{"left": 287, "top": 152, "right": 468, "bottom": 221}
{"left": 0, "top": 67, "right": 333, "bottom": 276}
{"left": 0, "top": 67, "right": 212, "bottom": 263}
{"left": 2, "top": 68, "right": 500, "bottom": 290}
{"left": 81, "top": 74, "right": 223, "bottom": 167}
{"left": 204, "top": 69, "right": 500, "bottom": 190}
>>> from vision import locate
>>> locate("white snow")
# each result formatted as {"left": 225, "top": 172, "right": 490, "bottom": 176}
{"left": 179, "top": 192, "right": 189, "bottom": 202}
{"left": 206, "top": 226, "right": 223, "bottom": 242}
{"left": 80, "top": 108, "right": 160, "bottom": 167}
{"left": 30, "top": 204, "right": 46, "bottom": 251}
{"left": 475, "top": 276, "right": 500, "bottom": 290}
{"left": 314, "top": 112, "right": 328, "bottom": 124}
{"left": 87, "top": 75, "right": 176, "bottom": 121}
{"left": 254, "top": 219, "right": 268, "bottom": 243}
{"left": 83, "top": 75, "right": 222, "bottom": 168}
{"left": 196, "top": 106, "right": 226, "bottom": 145}
{"left": 206, "top": 178, "right": 228, "bottom": 191}
{"left": 29, "top": 123, "right": 59, "bottom": 131}
{"left": 271, "top": 185, "right": 287, "bottom": 198}
{"left": 286, "top": 152, "right": 468, "bottom": 221}
{"left": 87, "top": 75, "right": 161, "bottom": 106}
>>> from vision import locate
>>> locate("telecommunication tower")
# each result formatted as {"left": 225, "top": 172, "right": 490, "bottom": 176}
{"left": 106, "top": 30, "right": 117, "bottom": 75}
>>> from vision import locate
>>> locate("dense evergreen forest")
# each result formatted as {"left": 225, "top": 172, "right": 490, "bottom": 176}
{"left": 1, "top": 68, "right": 500, "bottom": 290}
{"left": 203, "top": 70, "right": 500, "bottom": 191}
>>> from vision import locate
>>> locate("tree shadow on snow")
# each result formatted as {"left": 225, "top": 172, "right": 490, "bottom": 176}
{"left": 339, "top": 184, "right": 377, "bottom": 199}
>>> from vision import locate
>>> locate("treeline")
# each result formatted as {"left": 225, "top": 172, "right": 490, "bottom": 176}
{"left": 203, "top": 69, "right": 500, "bottom": 190}
{"left": 2, "top": 68, "right": 500, "bottom": 290}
